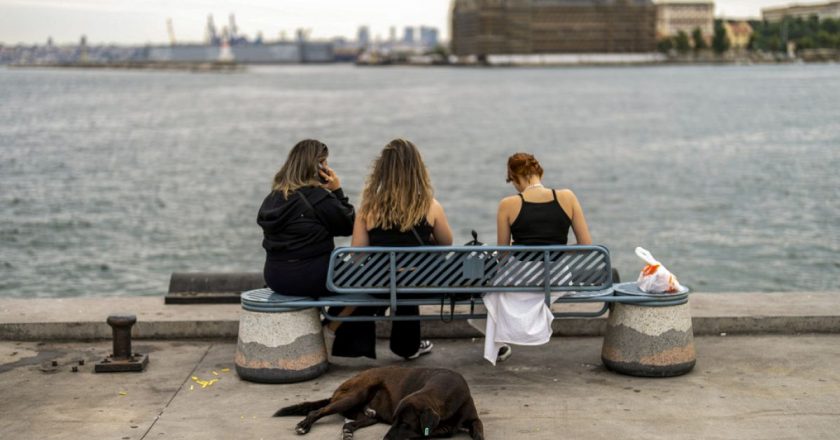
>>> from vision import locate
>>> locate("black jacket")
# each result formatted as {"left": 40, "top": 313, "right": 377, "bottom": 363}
{"left": 257, "top": 186, "right": 355, "bottom": 260}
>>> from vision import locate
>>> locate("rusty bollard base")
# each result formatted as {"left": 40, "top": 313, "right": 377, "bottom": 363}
{"left": 95, "top": 353, "right": 149, "bottom": 373}
{"left": 95, "top": 313, "right": 149, "bottom": 373}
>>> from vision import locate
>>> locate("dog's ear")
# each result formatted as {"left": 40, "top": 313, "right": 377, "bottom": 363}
{"left": 419, "top": 408, "right": 440, "bottom": 437}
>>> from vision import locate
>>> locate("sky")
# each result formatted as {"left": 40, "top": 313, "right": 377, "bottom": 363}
{"left": 0, "top": 0, "right": 799, "bottom": 45}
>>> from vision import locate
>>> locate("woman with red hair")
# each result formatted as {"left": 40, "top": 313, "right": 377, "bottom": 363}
{"left": 473, "top": 152, "right": 593, "bottom": 364}
{"left": 497, "top": 152, "right": 591, "bottom": 248}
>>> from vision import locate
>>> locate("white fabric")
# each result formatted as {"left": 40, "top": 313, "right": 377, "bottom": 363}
{"left": 469, "top": 291, "right": 563, "bottom": 365}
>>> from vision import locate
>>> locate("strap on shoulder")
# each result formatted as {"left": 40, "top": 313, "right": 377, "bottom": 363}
{"left": 518, "top": 193, "right": 524, "bottom": 201}
{"left": 411, "top": 227, "right": 425, "bottom": 246}
{"left": 552, "top": 189, "right": 558, "bottom": 202}
{"left": 297, "top": 191, "right": 327, "bottom": 226}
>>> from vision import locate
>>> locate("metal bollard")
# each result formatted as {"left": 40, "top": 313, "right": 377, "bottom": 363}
{"left": 95, "top": 314, "right": 149, "bottom": 373}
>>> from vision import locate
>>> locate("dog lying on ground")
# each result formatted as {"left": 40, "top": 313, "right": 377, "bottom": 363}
{"left": 275, "top": 366, "right": 484, "bottom": 439}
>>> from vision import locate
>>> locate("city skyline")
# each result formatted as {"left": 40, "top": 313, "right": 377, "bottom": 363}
{"left": 0, "top": 0, "right": 813, "bottom": 45}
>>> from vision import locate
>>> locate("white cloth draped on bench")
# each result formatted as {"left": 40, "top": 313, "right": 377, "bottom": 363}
{"left": 469, "top": 259, "right": 572, "bottom": 365}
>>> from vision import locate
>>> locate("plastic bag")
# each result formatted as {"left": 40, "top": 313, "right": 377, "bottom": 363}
{"left": 635, "top": 247, "right": 684, "bottom": 294}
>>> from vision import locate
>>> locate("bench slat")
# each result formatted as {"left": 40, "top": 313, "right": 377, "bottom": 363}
{"left": 327, "top": 245, "right": 613, "bottom": 293}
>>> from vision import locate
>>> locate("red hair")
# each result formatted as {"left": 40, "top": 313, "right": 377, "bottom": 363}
{"left": 506, "top": 153, "right": 543, "bottom": 183}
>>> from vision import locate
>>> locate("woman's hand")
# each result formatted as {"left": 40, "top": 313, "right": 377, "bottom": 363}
{"left": 319, "top": 164, "right": 341, "bottom": 192}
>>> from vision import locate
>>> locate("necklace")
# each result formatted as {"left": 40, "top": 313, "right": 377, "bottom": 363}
{"left": 523, "top": 183, "right": 544, "bottom": 191}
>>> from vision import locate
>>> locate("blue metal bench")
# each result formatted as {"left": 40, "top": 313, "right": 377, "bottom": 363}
{"left": 241, "top": 245, "right": 689, "bottom": 321}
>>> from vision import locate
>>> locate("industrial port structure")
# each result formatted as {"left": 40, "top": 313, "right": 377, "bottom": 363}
{"left": 451, "top": 0, "right": 659, "bottom": 58}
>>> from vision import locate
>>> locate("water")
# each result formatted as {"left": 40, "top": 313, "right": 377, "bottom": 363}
{"left": 1, "top": 64, "right": 838, "bottom": 297}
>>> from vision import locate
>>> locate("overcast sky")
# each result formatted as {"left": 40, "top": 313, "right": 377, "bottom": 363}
{"left": 1, "top": 0, "right": 796, "bottom": 45}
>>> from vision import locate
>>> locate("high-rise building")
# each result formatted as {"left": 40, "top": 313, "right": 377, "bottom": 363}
{"left": 451, "top": 0, "right": 658, "bottom": 56}
{"left": 419, "top": 26, "right": 439, "bottom": 48}
{"left": 389, "top": 26, "right": 397, "bottom": 43}
{"left": 357, "top": 26, "right": 371, "bottom": 48}
{"left": 655, "top": 1, "right": 714, "bottom": 40}
{"left": 404, "top": 26, "right": 416, "bottom": 44}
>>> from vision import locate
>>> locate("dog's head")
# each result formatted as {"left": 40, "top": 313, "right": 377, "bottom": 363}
{"left": 384, "top": 400, "right": 440, "bottom": 440}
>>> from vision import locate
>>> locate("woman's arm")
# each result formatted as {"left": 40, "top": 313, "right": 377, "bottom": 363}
{"left": 496, "top": 198, "right": 513, "bottom": 246}
{"left": 566, "top": 190, "right": 592, "bottom": 245}
{"left": 318, "top": 188, "right": 355, "bottom": 237}
{"left": 350, "top": 214, "right": 370, "bottom": 247}
{"left": 429, "top": 199, "right": 453, "bottom": 246}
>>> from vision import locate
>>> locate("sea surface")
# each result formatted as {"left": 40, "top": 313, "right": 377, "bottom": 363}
{"left": 1, "top": 64, "right": 838, "bottom": 297}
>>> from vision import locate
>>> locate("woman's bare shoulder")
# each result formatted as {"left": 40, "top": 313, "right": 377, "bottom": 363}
{"left": 499, "top": 195, "right": 520, "bottom": 206}
{"left": 555, "top": 188, "right": 577, "bottom": 200}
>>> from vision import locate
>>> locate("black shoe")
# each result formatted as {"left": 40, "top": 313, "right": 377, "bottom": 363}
{"left": 497, "top": 344, "right": 512, "bottom": 362}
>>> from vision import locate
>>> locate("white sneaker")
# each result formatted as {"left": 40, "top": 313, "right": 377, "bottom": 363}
{"left": 406, "top": 340, "right": 434, "bottom": 360}
{"left": 497, "top": 344, "right": 512, "bottom": 362}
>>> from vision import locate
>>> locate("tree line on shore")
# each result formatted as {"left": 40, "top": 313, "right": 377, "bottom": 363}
{"left": 657, "top": 16, "right": 840, "bottom": 56}
{"left": 750, "top": 16, "right": 840, "bottom": 52}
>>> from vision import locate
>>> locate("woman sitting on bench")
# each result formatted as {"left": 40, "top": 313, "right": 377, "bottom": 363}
{"left": 256, "top": 139, "right": 355, "bottom": 299}
{"left": 472, "top": 152, "right": 593, "bottom": 364}
{"left": 330, "top": 138, "right": 453, "bottom": 360}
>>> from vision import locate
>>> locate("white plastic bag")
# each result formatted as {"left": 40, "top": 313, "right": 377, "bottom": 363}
{"left": 635, "top": 247, "right": 684, "bottom": 294}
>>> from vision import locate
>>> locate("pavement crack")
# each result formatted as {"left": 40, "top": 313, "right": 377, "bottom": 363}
{"left": 139, "top": 343, "right": 213, "bottom": 440}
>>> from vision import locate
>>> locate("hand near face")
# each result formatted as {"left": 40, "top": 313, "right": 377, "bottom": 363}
{"left": 319, "top": 164, "right": 341, "bottom": 191}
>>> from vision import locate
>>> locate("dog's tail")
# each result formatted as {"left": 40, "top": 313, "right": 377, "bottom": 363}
{"left": 273, "top": 398, "right": 331, "bottom": 417}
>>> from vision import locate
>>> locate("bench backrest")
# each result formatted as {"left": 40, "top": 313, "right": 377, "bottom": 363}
{"left": 327, "top": 245, "right": 612, "bottom": 295}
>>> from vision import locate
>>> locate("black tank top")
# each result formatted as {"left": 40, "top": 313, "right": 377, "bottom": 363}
{"left": 510, "top": 190, "right": 571, "bottom": 245}
{"left": 368, "top": 218, "right": 434, "bottom": 247}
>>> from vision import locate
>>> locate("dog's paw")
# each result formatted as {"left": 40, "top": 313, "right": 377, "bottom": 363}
{"left": 295, "top": 422, "right": 310, "bottom": 435}
{"left": 363, "top": 407, "right": 377, "bottom": 418}
{"left": 341, "top": 428, "right": 354, "bottom": 440}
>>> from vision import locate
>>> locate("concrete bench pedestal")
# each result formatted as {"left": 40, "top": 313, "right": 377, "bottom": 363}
{"left": 235, "top": 289, "right": 328, "bottom": 383}
{"left": 601, "top": 283, "right": 695, "bottom": 377}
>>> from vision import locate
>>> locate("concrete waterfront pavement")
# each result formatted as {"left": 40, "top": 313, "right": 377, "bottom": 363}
{"left": 2, "top": 292, "right": 840, "bottom": 340}
{"left": 2, "top": 335, "right": 839, "bottom": 439}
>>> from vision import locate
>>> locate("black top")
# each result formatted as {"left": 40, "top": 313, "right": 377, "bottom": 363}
{"left": 368, "top": 218, "right": 434, "bottom": 247}
{"left": 257, "top": 186, "right": 354, "bottom": 260}
{"left": 510, "top": 190, "right": 571, "bottom": 245}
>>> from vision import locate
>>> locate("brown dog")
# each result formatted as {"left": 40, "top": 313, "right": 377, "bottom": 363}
{"left": 274, "top": 366, "right": 484, "bottom": 440}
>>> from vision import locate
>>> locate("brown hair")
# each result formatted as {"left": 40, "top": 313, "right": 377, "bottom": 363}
{"left": 272, "top": 139, "right": 329, "bottom": 197}
{"left": 359, "top": 139, "right": 434, "bottom": 232}
{"left": 506, "top": 152, "right": 544, "bottom": 183}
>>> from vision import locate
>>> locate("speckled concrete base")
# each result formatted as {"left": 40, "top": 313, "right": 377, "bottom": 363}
{"left": 601, "top": 302, "right": 696, "bottom": 377}
{"left": 234, "top": 308, "right": 327, "bottom": 383}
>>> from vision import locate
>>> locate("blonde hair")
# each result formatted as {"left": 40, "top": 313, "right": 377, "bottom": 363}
{"left": 360, "top": 139, "right": 434, "bottom": 232}
{"left": 272, "top": 139, "right": 329, "bottom": 198}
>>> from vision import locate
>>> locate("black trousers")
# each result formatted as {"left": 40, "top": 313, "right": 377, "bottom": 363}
{"left": 265, "top": 254, "right": 420, "bottom": 359}
{"left": 329, "top": 305, "right": 420, "bottom": 359}
{"left": 264, "top": 253, "right": 332, "bottom": 298}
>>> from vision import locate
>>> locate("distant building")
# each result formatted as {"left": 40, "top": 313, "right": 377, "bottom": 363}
{"left": 404, "top": 27, "right": 415, "bottom": 44}
{"left": 762, "top": 1, "right": 840, "bottom": 21}
{"left": 724, "top": 20, "right": 753, "bottom": 49}
{"left": 655, "top": 1, "right": 714, "bottom": 40}
{"left": 419, "top": 26, "right": 439, "bottom": 48}
{"left": 451, "top": 0, "right": 658, "bottom": 57}
{"left": 357, "top": 26, "right": 371, "bottom": 48}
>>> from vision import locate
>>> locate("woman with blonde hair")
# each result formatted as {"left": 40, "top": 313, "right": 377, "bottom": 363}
{"left": 331, "top": 138, "right": 453, "bottom": 360}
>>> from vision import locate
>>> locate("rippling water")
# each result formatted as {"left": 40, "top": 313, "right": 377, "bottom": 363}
{"left": 1, "top": 64, "right": 838, "bottom": 297}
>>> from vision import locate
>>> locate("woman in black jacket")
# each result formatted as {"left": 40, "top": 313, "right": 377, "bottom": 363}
{"left": 257, "top": 139, "right": 354, "bottom": 297}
